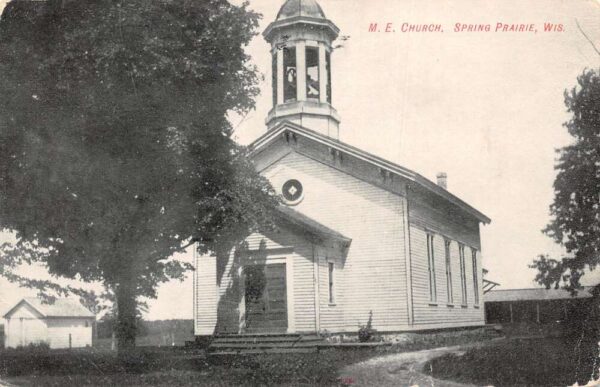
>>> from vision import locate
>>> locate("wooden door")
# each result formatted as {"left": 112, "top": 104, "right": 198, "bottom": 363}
{"left": 244, "top": 263, "right": 288, "bottom": 333}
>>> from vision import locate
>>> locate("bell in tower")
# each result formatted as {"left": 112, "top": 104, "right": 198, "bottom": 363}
{"left": 263, "top": 0, "right": 341, "bottom": 139}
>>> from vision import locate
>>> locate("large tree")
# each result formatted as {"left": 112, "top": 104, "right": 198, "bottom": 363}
{"left": 531, "top": 69, "right": 600, "bottom": 290}
{"left": 0, "top": 0, "right": 278, "bottom": 350}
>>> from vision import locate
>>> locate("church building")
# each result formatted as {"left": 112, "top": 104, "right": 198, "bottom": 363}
{"left": 193, "top": 0, "right": 491, "bottom": 339}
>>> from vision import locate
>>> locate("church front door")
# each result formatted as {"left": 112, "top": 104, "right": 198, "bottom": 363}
{"left": 244, "top": 263, "right": 288, "bottom": 333}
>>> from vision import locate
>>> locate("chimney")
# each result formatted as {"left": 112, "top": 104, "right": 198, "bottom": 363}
{"left": 436, "top": 172, "right": 447, "bottom": 189}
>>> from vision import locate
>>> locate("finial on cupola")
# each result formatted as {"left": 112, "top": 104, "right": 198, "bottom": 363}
{"left": 263, "top": 0, "right": 341, "bottom": 139}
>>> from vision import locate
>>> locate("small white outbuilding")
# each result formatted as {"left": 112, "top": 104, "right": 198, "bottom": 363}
{"left": 3, "top": 297, "right": 95, "bottom": 349}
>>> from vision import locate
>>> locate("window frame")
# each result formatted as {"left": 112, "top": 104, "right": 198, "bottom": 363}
{"left": 326, "top": 51, "right": 332, "bottom": 104}
{"left": 459, "top": 243, "right": 467, "bottom": 306}
{"left": 305, "top": 46, "right": 320, "bottom": 100}
{"left": 272, "top": 52, "right": 277, "bottom": 107}
{"left": 445, "top": 239, "right": 453, "bottom": 304}
{"left": 328, "top": 261, "right": 335, "bottom": 305}
{"left": 283, "top": 46, "right": 297, "bottom": 103}
{"left": 427, "top": 233, "right": 437, "bottom": 303}
{"left": 471, "top": 248, "right": 480, "bottom": 305}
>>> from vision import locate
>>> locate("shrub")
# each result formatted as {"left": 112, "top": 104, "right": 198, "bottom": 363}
{"left": 16, "top": 341, "right": 50, "bottom": 352}
{"left": 358, "top": 311, "right": 375, "bottom": 343}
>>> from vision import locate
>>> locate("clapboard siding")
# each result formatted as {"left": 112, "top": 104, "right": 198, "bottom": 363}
{"left": 317, "top": 247, "right": 345, "bottom": 331}
{"left": 262, "top": 151, "right": 408, "bottom": 332}
{"left": 244, "top": 230, "right": 315, "bottom": 333}
{"left": 410, "top": 225, "right": 484, "bottom": 325}
{"left": 4, "top": 304, "right": 93, "bottom": 349}
{"left": 410, "top": 195, "right": 481, "bottom": 250}
{"left": 4, "top": 304, "right": 47, "bottom": 348}
{"left": 196, "top": 228, "right": 317, "bottom": 334}
{"left": 46, "top": 319, "right": 92, "bottom": 349}
{"left": 194, "top": 253, "right": 218, "bottom": 335}
{"left": 195, "top": 135, "right": 488, "bottom": 334}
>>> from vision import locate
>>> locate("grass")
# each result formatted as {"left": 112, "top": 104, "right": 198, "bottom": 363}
{"left": 424, "top": 336, "right": 600, "bottom": 386}
{"left": 0, "top": 347, "right": 370, "bottom": 386}
{"left": 0, "top": 328, "right": 496, "bottom": 386}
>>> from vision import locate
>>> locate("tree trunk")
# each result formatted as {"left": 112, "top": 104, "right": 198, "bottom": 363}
{"left": 115, "top": 278, "right": 137, "bottom": 351}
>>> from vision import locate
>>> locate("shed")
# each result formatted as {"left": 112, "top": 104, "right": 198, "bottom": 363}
{"left": 3, "top": 297, "right": 95, "bottom": 349}
{"left": 485, "top": 287, "right": 595, "bottom": 324}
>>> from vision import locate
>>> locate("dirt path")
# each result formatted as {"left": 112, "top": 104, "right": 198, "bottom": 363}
{"left": 338, "top": 343, "right": 491, "bottom": 387}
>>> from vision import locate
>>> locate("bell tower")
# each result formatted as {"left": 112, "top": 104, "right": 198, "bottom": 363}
{"left": 263, "top": 0, "right": 340, "bottom": 139}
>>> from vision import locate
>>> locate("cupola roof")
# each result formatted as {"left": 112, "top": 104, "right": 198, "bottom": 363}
{"left": 276, "top": 0, "right": 327, "bottom": 21}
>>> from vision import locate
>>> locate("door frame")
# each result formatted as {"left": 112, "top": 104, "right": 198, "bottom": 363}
{"left": 238, "top": 253, "right": 295, "bottom": 333}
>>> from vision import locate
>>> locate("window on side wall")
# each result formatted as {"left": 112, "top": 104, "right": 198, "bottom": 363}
{"left": 328, "top": 262, "right": 335, "bottom": 305}
{"left": 459, "top": 243, "right": 467, "bottom": 306}
{"left": 472, "top": 248, "right": 480, "bottom": 305}
{"left": 445, "top": 239, "right": 453, "bottom": 304}
{"left": 427, "top": 233, "right": 437, "bottom": 303}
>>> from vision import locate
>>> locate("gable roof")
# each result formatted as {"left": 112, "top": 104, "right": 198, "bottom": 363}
{"left": 485, "top": 287, "right": 594, "bottom": 303}
{"left": 3, "top": 297, "right": 95, "bottom": 319}
{"left": 250, "top": 121, "right": 491, "bottom": 224}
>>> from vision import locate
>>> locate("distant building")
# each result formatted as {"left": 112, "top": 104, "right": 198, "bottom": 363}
{"left": 485, "top": 287, "right": 595, "bottom": 324}
{"left": 3, "top": 297, "right": 95, "bottom": 349}
{"left": 194, "top": 0, "right": 491, "bottom": 338}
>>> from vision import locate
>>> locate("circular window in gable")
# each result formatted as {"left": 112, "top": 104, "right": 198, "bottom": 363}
{"left": 282, "top": 179, "right": 304, "bottom": 205}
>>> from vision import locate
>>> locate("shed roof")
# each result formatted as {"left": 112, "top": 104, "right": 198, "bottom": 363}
{"left": 484, "top": 287, "right": 594, "bottom": 303}
{"left": 3, "top": 297, "right": 95, "bottom": 319}
{"left": 275, "top": 206, "right": 351, "bottom": 245}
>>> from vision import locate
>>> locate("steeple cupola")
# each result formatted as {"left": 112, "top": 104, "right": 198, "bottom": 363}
{"left": 263, "top": 0, "right": 340, "bottom": 139}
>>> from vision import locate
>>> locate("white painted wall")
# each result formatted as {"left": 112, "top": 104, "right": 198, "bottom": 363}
{"left": 262, "top": 150, "right": 408, "bottom": 332}
{"left": 194, "top": 137, "right": 486, "bottom": 334}
{"left": 4, "top": 303, "right": 48, "bottom": 348}
{"left": 4, "top": 303, "right": 93, "bottom": 349}
{"left": 46, "top": 318, "right": 93, "bottom": 349}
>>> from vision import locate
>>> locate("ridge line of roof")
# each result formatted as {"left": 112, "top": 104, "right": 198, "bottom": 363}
{"left": 3, "top": 299, "right": 46, "bottom": 318}
{"left": 249, "top": 121, "right": 491, "bottom": 224}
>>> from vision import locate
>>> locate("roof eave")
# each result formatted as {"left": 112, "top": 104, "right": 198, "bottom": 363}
{"left": 249, "top": 121, "right": 491, "bottom": 224}
{"left": 274, "top": 206, "right": 352, "bottom": 246}
{"left": 3, "top": 299, "right": 46, "bottom": 319}
{"left": 263, "top": 17, "right": 340, "bottom": 42}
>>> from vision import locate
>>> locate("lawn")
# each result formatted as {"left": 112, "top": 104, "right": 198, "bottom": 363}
{"left": 424, "top": 336, "right": 600, "bottom": 386}
{"left": 0, "top": 346, "right": 373, "bottom": 386}
{"left": 0, "top": 328, "right": 495, "bottom": 386}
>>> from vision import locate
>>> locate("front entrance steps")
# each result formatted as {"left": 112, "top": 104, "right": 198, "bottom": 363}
{"left": 208, "top": 333, "right": 324, "bottom": 355}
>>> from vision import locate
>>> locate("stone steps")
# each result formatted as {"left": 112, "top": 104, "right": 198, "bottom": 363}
{"left": 208, "top": 333, "right": 324, "bottom": 355}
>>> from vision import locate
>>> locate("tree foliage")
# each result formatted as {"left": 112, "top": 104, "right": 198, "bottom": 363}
{"left": 0, "top": 0, "right": 278, "bottom": 349}
{"left": 531, "top": 69, "right": 600, "bottom": 290}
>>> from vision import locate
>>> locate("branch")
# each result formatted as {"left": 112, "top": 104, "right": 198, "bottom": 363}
{"left": 575, "top": 18, "right": 600, "bottom": 57}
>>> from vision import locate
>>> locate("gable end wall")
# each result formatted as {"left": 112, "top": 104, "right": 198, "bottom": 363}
{"left": 260, "top": 150, "right": 409, "bottom": 332}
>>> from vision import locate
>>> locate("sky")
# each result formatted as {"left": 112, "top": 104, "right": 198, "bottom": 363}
{"left": 0, "top": 0, "right": 599, "bottom": 320}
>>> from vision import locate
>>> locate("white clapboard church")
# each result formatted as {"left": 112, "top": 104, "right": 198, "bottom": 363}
{"left": 194, "top": 0, "right": 490, "bottom": 341}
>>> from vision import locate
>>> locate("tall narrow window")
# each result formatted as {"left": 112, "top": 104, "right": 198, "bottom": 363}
{"left": 472, "top": 248, "right": 479, "bottom": 305}
{"left": 326, "top": 51, "right": 332, "bottom": 103}
{"left": 445, "top": 240, "right": 453, "bottom": 304}
{"left": 283, "top": 46, "right": 296, "bottom": 102}
{"left": 427, "top": 234, "right": 437, "bottom": 303}
{"left": 272, "top": 53, "right": 277, "bottom": 107}
{"left": 305, "top": 46, "right": 320, "bottom": 99}
{"left": 328, "top": 262, "right": 335, "bottom": 304}
{"left": 459, "top": 244, "right": 467, "bottom": 305}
